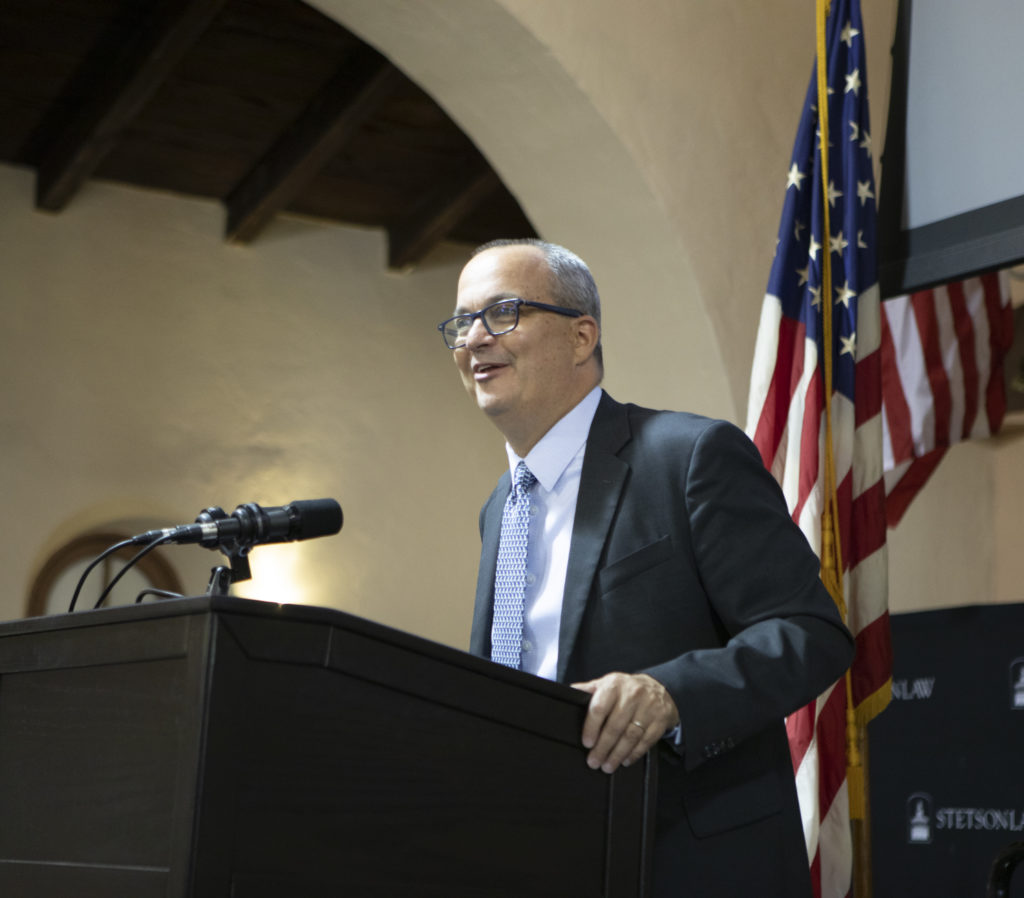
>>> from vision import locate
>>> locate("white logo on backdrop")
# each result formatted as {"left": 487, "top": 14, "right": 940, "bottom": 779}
{"left": 1011, "top": 658, "right": 1024, "bottom": 710}
{"left": 892, "top": 677, "right": 935, "bottom": 700}
{"left": 907, "top": 793, "right": 932, "bottom": 844}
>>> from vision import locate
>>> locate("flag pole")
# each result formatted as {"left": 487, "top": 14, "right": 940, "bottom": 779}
{"left": 815, "top": 0, "right": 872, "bottom": 894}
{"left": 851, "top": 728, "right": 873, "bottom": 897}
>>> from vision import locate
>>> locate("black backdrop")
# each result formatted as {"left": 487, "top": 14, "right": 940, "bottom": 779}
{"left": 869, "top": 603, "right": 1024, "bottom": 896}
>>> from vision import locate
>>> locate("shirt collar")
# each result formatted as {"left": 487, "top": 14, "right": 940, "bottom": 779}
{"left": 505, "top": 387, "right": 602, "bottom": 492}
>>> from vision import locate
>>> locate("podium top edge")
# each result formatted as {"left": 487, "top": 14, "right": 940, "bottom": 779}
{"left": 1, "top": 596, "right": 587, "bottom": 707}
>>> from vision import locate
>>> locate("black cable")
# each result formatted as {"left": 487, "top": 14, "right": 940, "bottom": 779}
{"left": 92, "top": 533, "right": 176, "bottom": 610}
{"left": 134, "top": 588, "right": 184, "bottom": 604}
{"left": 68, "top": 538, "right": 136, "bottom": 612}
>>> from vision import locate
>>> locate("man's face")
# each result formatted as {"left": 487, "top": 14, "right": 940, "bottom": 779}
{"left": 453, "top": 245, "right": 588, "bottom": 445}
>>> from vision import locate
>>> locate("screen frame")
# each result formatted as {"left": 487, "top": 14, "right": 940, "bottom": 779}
{"left": 878, "top": 0, "right": 1024, "bottom": 298}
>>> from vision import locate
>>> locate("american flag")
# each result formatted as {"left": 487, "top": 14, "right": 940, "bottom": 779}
{"left": 881, "top": 273, "right": 1013, "bottom": 527}
{"left": 745, "top": 0, "right": 890, "bottom": 895}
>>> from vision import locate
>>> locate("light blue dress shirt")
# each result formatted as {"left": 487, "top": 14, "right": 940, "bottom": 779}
{"left": 504, "top": 386, "right": 602, "bottom": 680}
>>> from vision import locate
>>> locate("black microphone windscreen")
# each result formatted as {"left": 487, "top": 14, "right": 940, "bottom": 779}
{"left": 291, "top": 499, "right": 343, "bottom": 540}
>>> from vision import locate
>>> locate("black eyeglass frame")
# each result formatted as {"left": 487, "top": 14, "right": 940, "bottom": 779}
{"left": 437, "top": 298, "right": 584, "bottom": 349}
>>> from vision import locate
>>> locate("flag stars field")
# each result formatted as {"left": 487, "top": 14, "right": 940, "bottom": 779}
{"left": 835, "top": 280, "right": 856, "bottom": 308}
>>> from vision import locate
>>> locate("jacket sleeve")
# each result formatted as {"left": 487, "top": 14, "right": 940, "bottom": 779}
{"left": 641, "top": 419, "right": 854, "bottom": 772}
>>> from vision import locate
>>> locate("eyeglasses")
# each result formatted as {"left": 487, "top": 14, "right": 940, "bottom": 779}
{"left": 437, "top": 298, "right": 583, "bottom": 349}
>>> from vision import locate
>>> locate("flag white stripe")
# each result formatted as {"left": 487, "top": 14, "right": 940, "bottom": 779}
{"left": 819, "top": 781, "right": 853, "bottom": 897}
{"left": 781, "top": 336, "right": 818, "bottom": 511}
{"left": 857, "top": 284, "right": 881, "bottom": 358}
{"left": 883, "top": 299, "right": 933, "bottom": 456}
{"left": 833, "top": 393, "right": 855, "bottom": 487}
{"left": 853, "top": 411, "right": 883, "bottom": 499}
{"left": 880, "top": 386, "right": 897, "bottom": 472}
{"left": 844, "top": 543, "right": 887, "bottom": 633}
{"left": 747, "top": 294, "right": 784, "bottom": 439}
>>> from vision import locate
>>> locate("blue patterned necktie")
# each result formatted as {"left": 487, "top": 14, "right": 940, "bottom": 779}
{"left": 491, "top": 461, "right": 537, "bottom": 669}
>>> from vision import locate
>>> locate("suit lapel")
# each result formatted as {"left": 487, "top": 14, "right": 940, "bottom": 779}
{"left": 469, "top": 473, "right": 509, "bottom": 657}
{"left": 556, "top": 392, "right": 631, "bottom": 682}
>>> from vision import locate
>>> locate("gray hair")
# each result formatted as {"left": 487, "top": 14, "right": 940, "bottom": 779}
{"left": 471, "top": 238, "right": 603, "bottom": 370}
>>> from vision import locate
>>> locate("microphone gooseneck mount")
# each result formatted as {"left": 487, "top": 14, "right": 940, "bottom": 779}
{"left": 200, "top": 504, "right": 254, "bottom": 596}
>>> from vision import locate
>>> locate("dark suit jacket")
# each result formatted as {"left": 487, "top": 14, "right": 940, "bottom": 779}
{"left": 469, "top": 392, "right": 854, "bottom": 897}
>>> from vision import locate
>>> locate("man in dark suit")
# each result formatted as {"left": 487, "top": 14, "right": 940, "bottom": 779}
{"left": 443, "top": 238, "right": 854, "bottom": 896}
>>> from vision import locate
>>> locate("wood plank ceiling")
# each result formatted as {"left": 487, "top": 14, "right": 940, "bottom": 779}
{"left": 1, "top": 0, "right": 537, "bottom": 268}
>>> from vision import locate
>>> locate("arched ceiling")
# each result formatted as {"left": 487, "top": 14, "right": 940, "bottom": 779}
{"left": 1, "top": 0, "right": 536, "bottom": 268}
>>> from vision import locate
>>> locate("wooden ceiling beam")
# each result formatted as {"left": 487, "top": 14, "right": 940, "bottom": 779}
{"left": 35, "top": 0, "right": 228, "bottom": 212}
{"left": 225, "top": 48, "right": 402, "bottom": 244}
{"left": 387, "top": 162, "right": 501, "bottom": 270}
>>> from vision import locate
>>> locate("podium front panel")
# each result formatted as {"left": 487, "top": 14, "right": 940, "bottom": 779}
{"left": 0, "top": 610, "right": 212, "bottom": 897}
{"left": 0, "top": 598, "right": 654, "bottom": 897}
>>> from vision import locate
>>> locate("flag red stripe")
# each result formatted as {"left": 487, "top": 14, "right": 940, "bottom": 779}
{"left": 884, "top": 447, "right": 947, "bottom": 528}
{"left": 815, "top": 682, "right": 848, "bottom": 817}
{"left": 753, "top": 315, "right": 803, "bottom": 467}
{"left": 786, "top": 702, "right": 816, "bottom": 774}
{"left": 794, "top": 368, "right": 823, "bottom": 523}
{"left": 851, "top": 610, "right": 892, "bottom": 709}
{"left": 809, "top": 851, "right": 822, "bottom": 898}
{"left": 846, "top": 478, "right": 886, "bottom": 570}
{"left": 854, "top": 349, "right": 881, "bottom": 427}
{"left": 912, "top": 290, "right": 952, "bottom": 447}
{"left": 836, "top": 471, "right": 852, "bottom": 569}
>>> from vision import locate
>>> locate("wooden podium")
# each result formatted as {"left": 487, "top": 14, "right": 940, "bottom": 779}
{"left": 0, "top": 597, "right": 655, "bottom": 897}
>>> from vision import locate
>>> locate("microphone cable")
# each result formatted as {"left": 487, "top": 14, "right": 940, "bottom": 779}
{"left": 92, "top": 531, "right": 177, "bottom": 610}
{"left": 134, "top": 587, "right": 185, "bottom": 605}
{"left": 68, "top": 538, "right": 136, "bottom": 613}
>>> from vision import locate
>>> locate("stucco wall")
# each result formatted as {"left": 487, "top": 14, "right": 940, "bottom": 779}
{"left": 0, "top": 163, "right": 497, "bottom": 646}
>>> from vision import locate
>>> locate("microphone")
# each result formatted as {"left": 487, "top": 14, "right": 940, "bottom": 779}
{"left": 131, "top": 499, "right": 343, "bottom": 549}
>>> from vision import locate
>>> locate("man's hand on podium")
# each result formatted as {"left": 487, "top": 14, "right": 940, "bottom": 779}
{"left": 572, "top": 672, "right": 680, "bottom": 774}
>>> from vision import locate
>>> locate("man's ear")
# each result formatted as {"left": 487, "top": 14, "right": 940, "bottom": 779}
{"left": 572, "top": 315, "right": 600, "bottom": 364}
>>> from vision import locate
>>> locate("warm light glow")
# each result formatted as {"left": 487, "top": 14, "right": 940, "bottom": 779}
{"left": 232, "top": 543, "right": 309, "bottom": 606}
